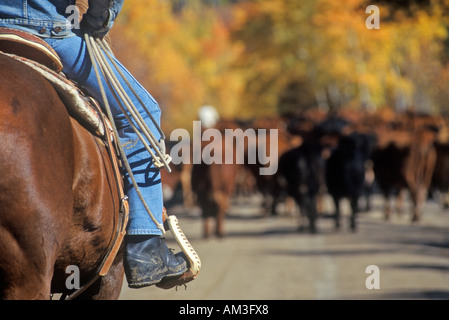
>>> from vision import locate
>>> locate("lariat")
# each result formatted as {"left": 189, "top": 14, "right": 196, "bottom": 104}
{"left": 84, "top": 33, "right": 170, "bottom": 233}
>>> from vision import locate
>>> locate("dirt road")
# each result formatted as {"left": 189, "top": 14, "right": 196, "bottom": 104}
{"left": 119, "top": 194, "right": 449, "bottom": 300}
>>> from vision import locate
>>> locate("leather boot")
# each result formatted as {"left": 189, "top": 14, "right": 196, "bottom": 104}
{"left": 124, "top": 235, "right": 188, "bottom": 288}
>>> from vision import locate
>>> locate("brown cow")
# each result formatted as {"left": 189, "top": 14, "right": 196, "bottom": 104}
{"left": 191, "top": 125, "right": 240, "bottom": 238}
{"left": 430, "top": 116, "right": 449, "bottom": 208}
{"left": 192, "top": 162, "right": 239, "bottom": 238}
{"left": 371, "top": 110, "right": 438, "bottom": 222}
{"left": 191, "top": 116, "right": 287, "bottom": 237}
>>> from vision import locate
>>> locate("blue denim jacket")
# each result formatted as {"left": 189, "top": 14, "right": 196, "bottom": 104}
{"left": 0, "top": 0, "right": 124, "bottom": 38}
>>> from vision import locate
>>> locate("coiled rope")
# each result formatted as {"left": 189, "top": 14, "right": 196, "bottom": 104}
{"left": 84, "top": 33, "right": 170, "bottom": 233}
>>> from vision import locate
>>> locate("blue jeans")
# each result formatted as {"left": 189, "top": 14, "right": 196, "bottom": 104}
{"left": 0, "top": 0, "right": 124, "bottom": 39}
{"left": 45, "top": 31, "right": 163, "bottom": 236}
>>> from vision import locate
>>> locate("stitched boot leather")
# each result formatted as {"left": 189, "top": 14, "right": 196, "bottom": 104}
{"left": 124, "top": 235, "right": 188, "bottom": 288}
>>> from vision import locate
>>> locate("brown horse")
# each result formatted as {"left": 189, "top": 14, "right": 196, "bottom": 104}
{"left": 0, "top": 53, "right": 125, "bottom": 299}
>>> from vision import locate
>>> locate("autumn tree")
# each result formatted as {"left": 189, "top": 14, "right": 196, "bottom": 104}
{"left": 230, "top": 0, "right": 449, "bottom": 115}
{"left": 111, "top": 0, "right": 243, "bottom": 131}
{"left": 109, "top": 0, "right": 449, "bottom": 126}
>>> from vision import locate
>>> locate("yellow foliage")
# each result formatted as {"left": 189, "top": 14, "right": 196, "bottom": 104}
{"left": 109, "top": 0, "right": 449, "bottom": 126}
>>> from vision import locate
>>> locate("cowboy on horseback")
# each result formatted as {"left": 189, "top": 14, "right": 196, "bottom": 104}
{"left": 0, "top": 0, "right": 196, "bottom": 290}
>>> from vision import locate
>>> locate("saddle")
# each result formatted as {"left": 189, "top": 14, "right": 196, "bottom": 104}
{"left": 0, "top": 27, "right": 63, "bottom": 72}
{"left": 0, "top": 27, "right": 128, "bottom": 284}
{"left": 0, "top": 27, "right": 106, "bottom": 137}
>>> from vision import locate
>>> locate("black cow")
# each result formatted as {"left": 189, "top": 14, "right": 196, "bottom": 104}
{"left": 325, "top": 132, "right": 376, "bottom": 231}
{"left": 277, "top": 140, "right": 325, "bottom": 233}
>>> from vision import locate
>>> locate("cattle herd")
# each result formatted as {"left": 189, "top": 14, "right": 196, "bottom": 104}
{"left": 163, "top": 108, "right": 449, "bottom": 238}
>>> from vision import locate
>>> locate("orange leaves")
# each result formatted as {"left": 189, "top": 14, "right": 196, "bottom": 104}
{"left": 112, "top": 1, "right": 245, "bottom": 129}
{"left": 110, "top": 0, "right": 449, "bottom": 127}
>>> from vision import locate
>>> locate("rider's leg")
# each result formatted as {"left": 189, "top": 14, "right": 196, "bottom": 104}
{"left": 44, "top": 31, "right": 187, "bottom": 288}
